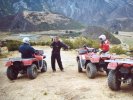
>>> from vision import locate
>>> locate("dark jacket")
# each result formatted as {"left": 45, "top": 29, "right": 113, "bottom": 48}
{"left": 19, "top": 43, "right": 35, "bottom": 58}
{"left": 51, "top": 41, "right": 68, "bottom": 54}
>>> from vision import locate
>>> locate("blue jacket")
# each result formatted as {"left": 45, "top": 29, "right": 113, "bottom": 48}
{"left": 19, "top": 43, "right": 35, "bottom": 58}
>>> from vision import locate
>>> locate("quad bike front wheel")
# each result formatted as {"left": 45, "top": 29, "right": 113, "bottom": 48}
{"left": 78, "top": 60, "right": 82, "bottom": 72}
{"left": 108, "top": 70, "right": 121, "bottom": 91}
{"left": 86, "top": 63, "right": 97, "bottom": 79}
{"left": 7, "top": 67, "right": 18, "bottom": 80}
{"left": 41, "top": 60, "right": 47, "bottom": 72}
{"left": 27, "top": 64, "right": 38, "bottom": 79}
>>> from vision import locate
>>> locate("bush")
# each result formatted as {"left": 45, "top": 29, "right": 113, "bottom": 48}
{"left": 62, "top": 37, "right": 99, "bottom": 49}
{"left": 5, "top": 40, "right": 22, "bottom": 51}
{"left": 129, "top": 46, "right": 133, "bottom": 56}
{"left": 110, "top": 46, "right": 126, "bottom": 54}
{"left": 5, "top": 40, "right": 51, "bottom": 51}
{"left": 63, "top": 39, "right": 74, "bottom": 49}
{"left": 0, "top": 53, "right": 7, "bottom": 58}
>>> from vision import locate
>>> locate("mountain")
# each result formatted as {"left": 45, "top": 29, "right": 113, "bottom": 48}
{"left": 0, "top": 11, "right": 83, "bottom": 32}
{"left": 0, "top": 0, "right": 133, "bottom": 31}
{"left": 83, "top": 26, "right": 121, "bottom": 44}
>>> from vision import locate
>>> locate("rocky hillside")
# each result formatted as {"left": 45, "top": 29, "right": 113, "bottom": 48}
{"left": 83, "top": 26, "right": 121, "bottom": 44}
{"left": 0, "top": 11, "right": 83, "bottom": 32}
{"left": 0, "top": 0, "right": 133, "bottom": 31}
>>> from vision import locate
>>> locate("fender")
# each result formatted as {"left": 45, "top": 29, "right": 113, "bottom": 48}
{"left": 79, "top": 55, "right": 86, "bottom": 68}
{"left": 107, "top": 62, "right": 118, "bottom": 70}
{"left": 5, "top": 61, "right": 13, "bottom": 67}
{"left": 90, "top": 55, "right": 100, "bottom": 63}
{"left": 22, "top": 59, "right": 36, "bottom": 66}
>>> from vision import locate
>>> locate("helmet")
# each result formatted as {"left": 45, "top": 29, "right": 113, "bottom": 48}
{"left": 99, "top": 35, "right": 106, "bottom": 41}
{"left": 23, "top": 37, "right": 30, "bottom": 44}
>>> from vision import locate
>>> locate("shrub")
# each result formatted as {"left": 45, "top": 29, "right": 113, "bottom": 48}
{"left": 5, "top": 39, "right": 52, "bottom": 51}
{"left": 62, "top": 37, "right": 99, "bottom": 49}
{"left": 5, "top": 40, "right": 22, "bottom": 51}
{"left": 63, "top": 39, "right": 74, "bottom": 49}
{"left": 128, "top": 46, "right": 133, "bottom": 56}
{"left": 110, "top": 46, "right": 126, "bottom": 54}
{"left": 0, "top": 53, "right": 7, "bottom": 58}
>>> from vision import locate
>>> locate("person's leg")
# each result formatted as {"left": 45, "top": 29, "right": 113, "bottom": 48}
{"left": 51, "top": 54, "right": 56, "bottom": 72}
{"left": 56, "top": 54, "right": 64, "bottom": 71}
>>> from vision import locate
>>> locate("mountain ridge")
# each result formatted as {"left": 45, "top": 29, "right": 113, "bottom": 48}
{"left": 0, "top": 0, "right": 133, "bottom": 31}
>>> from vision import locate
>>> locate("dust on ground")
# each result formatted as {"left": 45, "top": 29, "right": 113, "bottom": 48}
{"left": 0, "top": 46, "right": 133, "bottom": 100}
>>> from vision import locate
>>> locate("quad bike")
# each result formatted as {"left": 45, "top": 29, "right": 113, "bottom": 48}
{"left": 76, "top": 46, "right": 112, "bottom": 79}
{"left": 5, "top": 50, "right": 47, "bottom": 80}
{"left": 105, "top": 58, "right": 133, "bottom": 91}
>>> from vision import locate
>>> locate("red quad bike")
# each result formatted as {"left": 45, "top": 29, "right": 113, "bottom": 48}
{"left": 76, "top": 46, "right": 111, "bottom": 79}
{"left": 105, "top": 58, "right": 133, "bottom": 91}
{"left": 5, "top": 50, "right": 47, "bottom": 80}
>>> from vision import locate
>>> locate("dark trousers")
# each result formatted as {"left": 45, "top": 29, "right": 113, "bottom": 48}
{"left": 51, "top": 53, "right": 63, "bottom": 71}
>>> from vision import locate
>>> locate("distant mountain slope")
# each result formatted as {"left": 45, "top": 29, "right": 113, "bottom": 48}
{"left": 83, "top": 26, "right": 121, "bottom": 44}
{"left": 0, "top": 0, "right": 133, "bottom": 31}
{"left": 0, "top": 11, "right": 84, "bottom": 32}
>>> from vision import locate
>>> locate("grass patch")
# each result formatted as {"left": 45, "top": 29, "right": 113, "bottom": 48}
{"left": 62, "top": 37, "right": 99, "bottom": 49}
{"left": 0, "top": 53, "right": 8, "bottom": 58}
{"left": 110, "top": 46, "right": 126, "bottom": 55}
{"left": 4, "top": 40, "right": 52, "bottom": 51}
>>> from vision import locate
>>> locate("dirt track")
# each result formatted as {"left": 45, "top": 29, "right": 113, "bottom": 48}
{"left": 0, "top": 46, "right": 133, "bottom": 100}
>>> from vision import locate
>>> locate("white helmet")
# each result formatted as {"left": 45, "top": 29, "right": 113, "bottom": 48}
{"left": 23, "top": 37, "right": 30, "bottom": 44}
{"left": 99, "top": 34, "right": 106, "bottom": 41}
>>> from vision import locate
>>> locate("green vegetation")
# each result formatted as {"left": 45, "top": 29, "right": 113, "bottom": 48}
{"left": 30, "top": 41, "right": 51, "bottom": 46}
{"left": 4, "top": 40, "right": 51, "bottom": 51}
{"left": 3, "top": 36, "right": 99, "bottom": 52}
{"left": 110, "top": 46, "right": 126, "bottom": 55}
{"left": 62, "top": 37, "right": 99, "bottom": 49}
{"left": 129, "top": 46, "right": 133, "bottom": 56}
{"left": 0, "top": 53, "right": 7, "bottom": 58}
{"left": 60, "top": 31, "right": 82, "bottom": 38}
{"left": 6, "top": 40, "right": 22, "bottom": 51}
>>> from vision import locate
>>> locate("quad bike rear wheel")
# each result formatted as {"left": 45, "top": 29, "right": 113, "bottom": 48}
{"left": 78, "top": 60, "right": 82, "bottom": 72}
{"left": 27, "top": 64, "right": 38, "bottom": 79}
{"left": 108, "top": 70, "right": 121, "bottom": 91}
{"left": 86, "top": 63, "right": 97, "bottom": 79}
{"left": 7, "top": 67, "right": 18, "bottom": 80}
{"left": 41, "top": 60, "right": 47, "bottom": 72}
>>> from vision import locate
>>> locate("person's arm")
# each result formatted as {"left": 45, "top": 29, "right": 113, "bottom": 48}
{"left": 50, "top": 42, "right": 54, "bottom": 48}
{"left": 30, "top": 46, "right": 35, "bottom": 54}
{"left": 18, "top": 45, "right": 22, "bottom": 53}
{"left": 60, "top": 42, "right": 68, "bottom": 50}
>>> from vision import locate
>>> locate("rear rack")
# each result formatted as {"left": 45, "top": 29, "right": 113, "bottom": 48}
{"left": 105, "top": 59, "right": 133, "bottom": 64}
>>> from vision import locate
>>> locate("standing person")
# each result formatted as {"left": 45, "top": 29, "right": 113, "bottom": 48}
{"left": 98, "top": 34, "right": 110, "bottom": 53}
{"left": 51, "top": 36, "right": 68, "bottom": 72}
{"left": 19, "top": 37, "right": 35, "bottom": 58}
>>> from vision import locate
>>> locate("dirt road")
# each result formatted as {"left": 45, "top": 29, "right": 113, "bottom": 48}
{"left": 0, "top": 46, "right": 133, "bottom": 100}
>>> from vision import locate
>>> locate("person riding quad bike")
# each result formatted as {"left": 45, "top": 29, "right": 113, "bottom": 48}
{"left": 19, "top": 37, "right": 35, "bottom": 58}
{"left": 5, "top": 37, "right": 47, "bottom": 80}
{"left": 99, "top": 34, "right": 110, "bottom": 53}
{"left": 76, "top": 44, "right": 111, "bottom": 79}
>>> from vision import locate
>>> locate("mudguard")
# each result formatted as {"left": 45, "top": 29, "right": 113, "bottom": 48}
{"left": 90, "top": 55, "right": 100, "bottom": 63}
{"left": 107, "top": 62, "right": 118, "bottom": 70}
{"left": 22, "top": 59, "right": 35, "bottom": 66}
{"left": 5, "top": 61, "right": 13, "bottom": 67}
{"left": 79, "top": 55, "right": 86, "bottom": 68}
